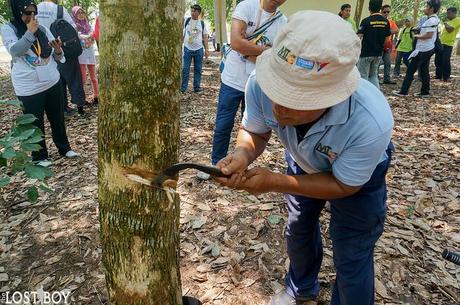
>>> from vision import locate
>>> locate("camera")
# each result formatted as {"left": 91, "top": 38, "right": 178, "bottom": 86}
{"left": 411, "top": 28, "right": 421, "bottom": 34}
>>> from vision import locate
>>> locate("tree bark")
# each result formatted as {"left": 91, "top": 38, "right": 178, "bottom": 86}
{"left": 98, "top": 0, "right": 184, "bottom": 304}
{"left": 354, "top": 0, "right": 366, "bottom": 26}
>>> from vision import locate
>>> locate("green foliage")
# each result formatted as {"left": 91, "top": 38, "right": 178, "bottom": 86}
{"left": 0, "top": 100, "right": 53, "bottom": 202}
{"left": 392, "top": 0, "right": 460, "bottom": 24}
{"left": 195, "top": 0, "right": 234, "bottom": 27}
{"left": 0, "top": 0, "right": 99, "bottom": 24}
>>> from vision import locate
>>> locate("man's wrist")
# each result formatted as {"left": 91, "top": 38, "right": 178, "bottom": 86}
{"left": 233, "top": 147, "right": 252, "bottom": 167}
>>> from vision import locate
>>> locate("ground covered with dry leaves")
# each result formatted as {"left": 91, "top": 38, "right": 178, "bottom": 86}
{"left": 0, "top": 56, "right": 459, "bottom": 305}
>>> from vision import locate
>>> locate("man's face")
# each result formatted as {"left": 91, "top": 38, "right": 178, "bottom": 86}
{"left": 381, "top": 7, "right": 390, "bottom": 18}
{"left": 265, "top": 0, "right": 287, "bottom": 12}
{"left": 342, "top": 8, "right": 352, "bottom": 19}
{"left": 424, "top": 5, "right": 433, "bottom": 16}
{"left": 405, "top": 20, "right": 412, "bottom": 27}
{"left": 271, "top": 102, "right": 327, "bottom": 126}
{"left": 447, "top": 10, "right": 457, "bottom": 20}
{"left": 191, "top": 9, "right": 200, "bottom": 20}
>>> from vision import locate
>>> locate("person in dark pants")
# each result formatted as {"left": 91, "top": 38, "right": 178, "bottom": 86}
{"left": 36, "top": 0, "right": 86, "bottom": 115}
{"left": 394, "top": 0, "right": 440, "bottom": 98}
{"left": 216, "top": 12, "right": 394, "bottom": 305}
{"left": 181, "top": 4, "right": 209, "bottom": 93}
{"left": 435, "top": 7, "right": 460, "bottom": 81}
{"left": 197, "top": 0, "right": 287, "bottom": 180}
{"left": 1, "top": 0, "right": 79, "bottom": 167}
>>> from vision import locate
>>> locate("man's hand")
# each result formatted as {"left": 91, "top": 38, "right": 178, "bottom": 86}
{"left": 205, "top": 49, "right": 210, "bottom": 59}
{"left": 214, "top": 150, "right": 250, "bottom": 188}
{"left": 27, "top": 14, "right": 39, "bottom": 34}
{"left": 239, "top": 167, "right": 278, "bottom": 195}
{"left": 49, "top": 37, "right": 63, "bottom": 54}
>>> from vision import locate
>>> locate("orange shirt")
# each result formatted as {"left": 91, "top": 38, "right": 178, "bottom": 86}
{"left": 384, "top": 19, "right": 398, "bottom": 50}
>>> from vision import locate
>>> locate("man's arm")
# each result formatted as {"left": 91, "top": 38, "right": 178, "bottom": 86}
{"left": 415, "top": 31, "right": 434, "bottom": 40}
{"left": 444, "top": 22, "right": 455, "bottom": 33}
{"left": 268, "top": 171, "right": 362, "bottom": 200}
{"left": 230, "top": 19, "right": 266, "bottom": 56}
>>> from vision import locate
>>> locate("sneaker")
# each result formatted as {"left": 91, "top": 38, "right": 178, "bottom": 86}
{"left": 196, "top": 171, "right": 211, "bottom": 180}
{"left": 64, "top": 107, "right": 77, "bottom": 118}
{"left": 77, "top": 106, "right": 86, "bottom": 116}
{"left": 193, "top": 88, "right": 203, "bottom": 93}
{"left": 414, "top": 93, "right": 431, "bottom": 98}
{"left": 392, "top": 90, "right": 407, "bottom": 97}
{"left": 65, "top": 150, "right": 79, "bottom": 158}
{"left": 37, "top": 159, "right": 52, "bottom": 167}
{"left": 267, "top": 291, "right": 316, "bottom": 305}
{"left": 92, "top": 96, "right": 99, "bottom": 105}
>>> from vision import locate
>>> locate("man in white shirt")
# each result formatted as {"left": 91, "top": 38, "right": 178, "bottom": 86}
{"left": 393, "top": 0, "right": 440, "bottom": 98}
{"left": 180, "top": 4, "right": 209, "bottom": 93}
{"left": 198, "top": 0, "right": 287, "bottom": 180}
{"left": 36, "top": 0, "right": 86, "bottom": 115}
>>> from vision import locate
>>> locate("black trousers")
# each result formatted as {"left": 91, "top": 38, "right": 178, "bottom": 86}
{"left": 399, "top": 50, "right": 434, "bottom": 95}
{"left": 58, "top": 57, "right": 85, "bottom": 106}
{"left": 435, "top": 44, "right": 453, "bottom": 81}
{"left": 17, "top": 81, "right": 72, "bottom": 161}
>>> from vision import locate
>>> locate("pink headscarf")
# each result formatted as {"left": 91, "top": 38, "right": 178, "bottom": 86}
{"left": 71, "top": 6, "right": 91, "bottom": 34}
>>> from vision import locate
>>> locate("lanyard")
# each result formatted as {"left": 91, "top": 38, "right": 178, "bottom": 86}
{"left": 32, "top": 41, "right": 41, "bottom": 58}
{"left": 255, "top": 0, "right": 277, "bottom": 30}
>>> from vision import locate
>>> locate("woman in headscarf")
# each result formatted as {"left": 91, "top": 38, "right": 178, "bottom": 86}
{"left": 72, "top": 6, "right": 98, "bottom": 105}
{"left": 1, "top": 0, "right": 79, "bottom": 167}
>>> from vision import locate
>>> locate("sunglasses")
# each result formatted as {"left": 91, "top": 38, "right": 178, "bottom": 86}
{"left": 382, "top": 11, "right": 390, "bottom": 14}
{"left": 23, "top": 11, "right": 36, "bottom": 16}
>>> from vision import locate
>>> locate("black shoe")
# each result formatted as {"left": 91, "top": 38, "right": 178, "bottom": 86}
{"left": 64, "top": 107, "right": 77, "bottom": 117}
{"left": 383, "top": 80, "right": 397, "bottom": 84}
{"left": 92, "top": 96, "right": 99, "bottom": 105}
{"left": 193, "top": 88, "right": 203, "bottom": 93}
{"left": 77, "top": 106, "right": 85, "bottom": 115}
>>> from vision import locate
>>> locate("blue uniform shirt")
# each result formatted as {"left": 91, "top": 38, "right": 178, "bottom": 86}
{"left": 243, "top": 73, "right": 394, "bottom": 187}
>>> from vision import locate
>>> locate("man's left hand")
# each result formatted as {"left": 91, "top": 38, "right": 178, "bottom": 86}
{"left": 239, "top": 167, "right": 278, "bottom": 196}
{"left": 205, "top": 49, "right": 210, "bottom": 59}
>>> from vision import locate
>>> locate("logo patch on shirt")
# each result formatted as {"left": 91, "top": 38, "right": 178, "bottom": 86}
{"left": 316, "top": 143, "right": 338, "bottom": 161}
{"left": 248, "top": 21, "right": 255, "bottom": 27}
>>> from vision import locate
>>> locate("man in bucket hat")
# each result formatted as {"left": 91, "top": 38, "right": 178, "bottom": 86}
{"left": 215, "top": 11, "right": 394, "bottom": 305}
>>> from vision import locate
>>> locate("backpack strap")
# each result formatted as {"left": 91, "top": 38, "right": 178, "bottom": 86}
{"left": 184, "top": 17, "right": 191, "bottom": 29}
{"left": 57, "top": 5, "right": 64, "bottom": 20}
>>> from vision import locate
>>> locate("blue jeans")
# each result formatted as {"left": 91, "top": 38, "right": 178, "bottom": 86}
{"left": 284, "top": 143, "right": 394, "bottom": 304}
{"left": 211, "top": 83, "right": 245, "bottom": 165}
{"left": 181, "top": 47, "right": 204, "bottom": 92}
{"left": 357, "top": 56, "right": 381, "bottom": 89}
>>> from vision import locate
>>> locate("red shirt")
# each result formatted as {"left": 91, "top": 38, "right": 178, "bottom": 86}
{"left": 93, "top": 17, "right": 100, "bottom": 42}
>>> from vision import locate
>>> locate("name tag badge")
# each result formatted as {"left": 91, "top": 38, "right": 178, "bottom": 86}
{"left": 36, "top": 63, "right": 54, "bottom": 82}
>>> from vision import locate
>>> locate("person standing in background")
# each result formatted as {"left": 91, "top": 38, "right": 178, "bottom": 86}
{"left": 435, "top": 7, "right": 460, "bottom": 82}
{"left": 37, "top": 0, "right": 86, "bottom": 116}
{"left": 2, "top": 0, "right": 79, "bottom": 167}
{"left": 381, "top": 4, "right": 398, "bottom": 84}
{"left": 339, "top": 3, "right": 357, "bottom": 32}
{"left": 357, "top": 0, "right": 391, "bottom": 89}
{"left": 181, "top": 4, "right": 209, "bottom": 93}
{"left": 72, "top": 6, "right": 98, "bottom": 105}
{"left": 393, "top": 17, "right": 414, "bottom": 78}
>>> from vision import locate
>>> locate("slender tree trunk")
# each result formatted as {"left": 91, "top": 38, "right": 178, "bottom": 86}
{"left": 98, "top": 0, "right": 184, "bottom": 304}
{"left": 354, "top": 0, "right": 366, "bottom": 26}
{"left": 413, "top": 0, "right": 421, "bottom": 24}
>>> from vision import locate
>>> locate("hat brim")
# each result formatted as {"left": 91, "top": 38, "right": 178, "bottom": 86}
{"left": 256, "top": 49, "right": 361, "bottom": 111}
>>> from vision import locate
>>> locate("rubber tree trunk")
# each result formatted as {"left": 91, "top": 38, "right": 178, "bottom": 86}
{"left": 98, "top": 0, "right": 184, "bottom": 304}
{"left": 354, "top": 0, "right": 366, "bottom": 27}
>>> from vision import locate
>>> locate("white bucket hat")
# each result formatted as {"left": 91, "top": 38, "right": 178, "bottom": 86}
{"left": 256, "top": 10, "right": 362, "bottom": 111}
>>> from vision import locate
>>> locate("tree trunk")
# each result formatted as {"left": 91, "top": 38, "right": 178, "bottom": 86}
{"left": 98, "top": 0, "right": 184, "bottom": 304}
{"left": 413, "top": 0, "right": 421, "bottom": 24}
{"left": 354, "top": 0, "right": 366, "bottom": 26}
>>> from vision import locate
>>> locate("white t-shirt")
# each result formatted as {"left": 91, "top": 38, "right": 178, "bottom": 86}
{"left": 36, "top": 1, "right": 76, "bottom": 29}
{"left": 183, "top": 18, "right": 208, "bottom": 51}
{"left": 221, "top": 0, "right": 287, "bottom": 92}
{"left": 1, "top": 25, "right": 62, "bottom": 96}
{"left": 78, "top": 33, "right": 96, "bottom": 65}
{"left": 415, "top": 15, "right": 439, "bottom": 52}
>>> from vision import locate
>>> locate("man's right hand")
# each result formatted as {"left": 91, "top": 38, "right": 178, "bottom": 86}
{"left": 214, "top": 150, "right": 250, "bottom": 189}
{"left": 27, "top": 14, "right": 39, "bottom": 34}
